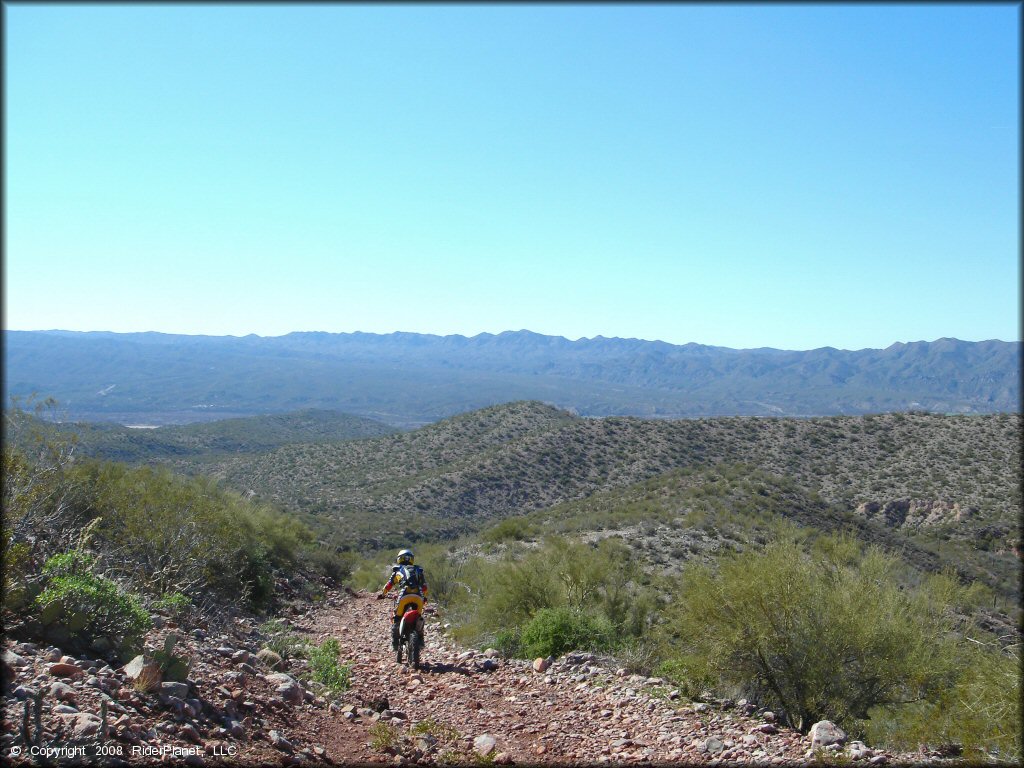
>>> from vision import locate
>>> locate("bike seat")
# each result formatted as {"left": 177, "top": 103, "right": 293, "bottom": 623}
{"left": 396, "top": 593, "right": 424, "bottom": 615}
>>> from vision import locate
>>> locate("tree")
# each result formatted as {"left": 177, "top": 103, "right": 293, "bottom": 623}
{"left": 673, "top": 533, "right": 963, "bottom": 733}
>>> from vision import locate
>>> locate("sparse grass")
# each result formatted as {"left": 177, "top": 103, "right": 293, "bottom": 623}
{"left": 410, "top": 718, "right": 460, "bottom": 745}
{"left": 260, "top": 619, "right": 309, "bottom": 660}
{"left": 368, "top": 721, "right": 401, "bottom": 752}
{"left": 132, "top": 663, "right": 162, "bottom": 694}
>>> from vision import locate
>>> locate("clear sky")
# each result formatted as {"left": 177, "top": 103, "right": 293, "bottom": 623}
{"left": 4, "top": 3, "right": 1019, "bottom": 350}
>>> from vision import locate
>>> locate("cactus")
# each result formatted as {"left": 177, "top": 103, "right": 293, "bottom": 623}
{"left": 161, "top": 657, "right": 190, "bottom": 682}
{"left": 153, "top": 632, "right": 191, "bottom": 682}
{"left": 33, "top": 689, "right": 42, "bottom": 747}
{"left": 67, "top": 610, "right": 89, "bottom": 632}
{"left": 39, "top": 600, "right": 63, "bottom": 625}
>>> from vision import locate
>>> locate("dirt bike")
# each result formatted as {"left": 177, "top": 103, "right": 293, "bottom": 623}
{"left": 381, "top": 592, "right": 425, "bottom": 669}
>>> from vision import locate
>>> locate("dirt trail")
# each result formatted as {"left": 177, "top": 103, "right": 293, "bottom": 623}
{"left": 290, "top": 589, "right": 818, "bottom": 765}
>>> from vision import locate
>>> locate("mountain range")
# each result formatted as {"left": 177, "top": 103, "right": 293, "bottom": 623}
{"left": 4, "top": 329, "right": 1019, "bottom": 426}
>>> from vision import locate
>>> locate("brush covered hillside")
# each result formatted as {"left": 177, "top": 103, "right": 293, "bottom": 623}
{"left": 5, "top": 329, "right": 1020, "bottom": 425}
{"left": 5, "top": 401, "right": 1020, "bottom": 761}
{"left": 183, "top": 402, "right": 1021, "bottom": 605}
{"left": 6, "top": 408, "right": 397, "bottom": 464}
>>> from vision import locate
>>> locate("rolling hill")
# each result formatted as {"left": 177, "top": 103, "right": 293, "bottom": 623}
{"left": 159, "top": 402, "right": 1019, "bottom": 607}
{"left": 11, "top": 396, "right": 1018, "bottom": 608}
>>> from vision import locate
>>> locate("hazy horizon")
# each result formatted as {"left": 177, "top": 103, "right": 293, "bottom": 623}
{"left": 6, "top": 326, "right": 1018, "bottom": 354}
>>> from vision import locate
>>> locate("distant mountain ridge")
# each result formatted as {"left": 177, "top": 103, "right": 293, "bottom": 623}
{"left": 4, "top": 329, "right": 1019, "bottom": 426}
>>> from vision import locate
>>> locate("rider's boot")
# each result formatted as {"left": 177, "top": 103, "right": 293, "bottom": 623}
{"left": 391, "top": 621, "right": 399, "bottom": 651}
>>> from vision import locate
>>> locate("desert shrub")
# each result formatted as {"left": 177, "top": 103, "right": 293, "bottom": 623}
{"left": 307, "top": 638, "right": 351, "bottom": 696}
{"left": 260, "top": 619, "right": 309, "bottom": 660}
{"left": 350, "top": 552, "right": 395, "bottom": 592}
{"left": 672, "top": 533, "right": 963, "bottom": 733}
{"left": 410, "top": 718, "right": 460, "bottom": 745}
{"left": 41, "top": 548, "right": 95, "bottom": 577}
{"left": 151, "top": 591, "right": 194, "bottom": 621}
{"left": 614, "top": 637, "right": 659, "bottom": 676}
{"left": 654, "top": 654, "right": 717, "bottom": 700}
{"left": 862, "top": 642, "right": 1021, "bottom": 762}
{"left": 481, "top": 517, "right": 536, "bottom": 544}
{"left": 1, "top": 539, "right": 36, "bottom": 612}
{"left": 301, "top": 546, "right": 354, "bottom": 583}
{"left": 519, "top": 606, "right": 615, "bottom": 659}
{"left": 34, "top": 549, "right": 151, "bottom": 661}
{"left": 2, "top": 403, "right": 87, "bottom": 578}
{"left": 477, "top": 547, "right": 562, "bottom": 628}
{"left": 449, "top": 535, "right": 662, "bottom": 656}
{"left": 491, "top": 627, "right": 523, "bottom": 658}
{"left": 421, "top": 550, "right": 471, "bottom": 608}
{"left": 73, "top": 461, "right": 314, "bottom": 608}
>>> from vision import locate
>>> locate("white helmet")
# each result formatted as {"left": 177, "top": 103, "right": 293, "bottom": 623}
{"left": 397, "top": 549, "right": 414, "bottom": 566}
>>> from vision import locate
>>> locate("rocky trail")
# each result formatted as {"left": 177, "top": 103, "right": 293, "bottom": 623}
{"left": 3, "top": 586, "right": 940, "bottom": 766}
{"left": 306, "top": 591, "right": 822, "bottom": 766}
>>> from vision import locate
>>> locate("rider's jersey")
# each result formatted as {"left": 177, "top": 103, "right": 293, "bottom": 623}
{"left": 382, "top": 564, "right": 428, "bottom": 619}
{"left": 382, "top": 564, "right": 428, "bottom": 600}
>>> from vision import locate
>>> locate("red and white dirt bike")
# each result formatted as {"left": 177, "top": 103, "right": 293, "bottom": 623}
{"left": 387, "top": 592, "right": 425, "bottom": 669}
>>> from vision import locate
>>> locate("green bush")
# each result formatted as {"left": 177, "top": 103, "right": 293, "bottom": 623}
{"left": 491, "top": 627, "right": 522, "bottom": 658}
{"left": 308, "top": 638, "right": 351, "bottom": 696}
{"left": 672, "top": 533, "right": 963, "bottom": 733}
{"left": 863, "top": 643, "right": 1021, "bottom": 762}
{"left": 68, "top": 460, "right": 316, "bottom": 608}
{"left": 42, "top": 549, "right": 96, "bottom": 577}
{"left": 260, "top": 619, "right": 308, "bottom": 660}
{"left": 481, "top": 517, "right": 536, "bottom": 545}
{"left": 410, "top": 718, "right": 460, "bottom": 745}
{"left": 443, "top": 535, "right": 661, "bottom": 657}
{"left": 479, "top": 549, "right": 562, "bottom": 628}
{"left": 301, "top": 547, "right": 354, "bottom": 583}
{"left": 35, "top": 551, "right": 151, "bottom": 661}
{"left": 368, "top": 721, "right": 400, "bottom": 752}
{"left": 350, "top": 552, "right": 396, "bottom": 592}
{"left": 152, "top": 591, "right": 194, "bottom": 621}
{"left": 519, "top": 606, "right": 614, "bottom": 659}
{"left": 654, "top": 654, "right": 716, "bottom": 700}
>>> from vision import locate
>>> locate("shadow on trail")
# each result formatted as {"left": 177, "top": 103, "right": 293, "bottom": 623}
{"left": 418, "top": 661, "right": 474, "bottom": 677}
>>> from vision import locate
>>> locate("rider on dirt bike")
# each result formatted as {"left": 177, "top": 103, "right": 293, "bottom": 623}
{"left": 377, "top": 549, "right": 428, "bottom": 651}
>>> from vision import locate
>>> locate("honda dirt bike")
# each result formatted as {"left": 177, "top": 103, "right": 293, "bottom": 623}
{"left": 388, "top": 593, "right": 426, "bottom": 669}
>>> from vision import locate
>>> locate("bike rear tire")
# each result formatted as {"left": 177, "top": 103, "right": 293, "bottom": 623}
{"left": 408, "top": 631, "right": 421, "bottom": 670}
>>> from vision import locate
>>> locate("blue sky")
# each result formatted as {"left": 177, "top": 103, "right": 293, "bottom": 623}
{"left": 4, "top": 3, "right": 1019, "bottom": 350}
